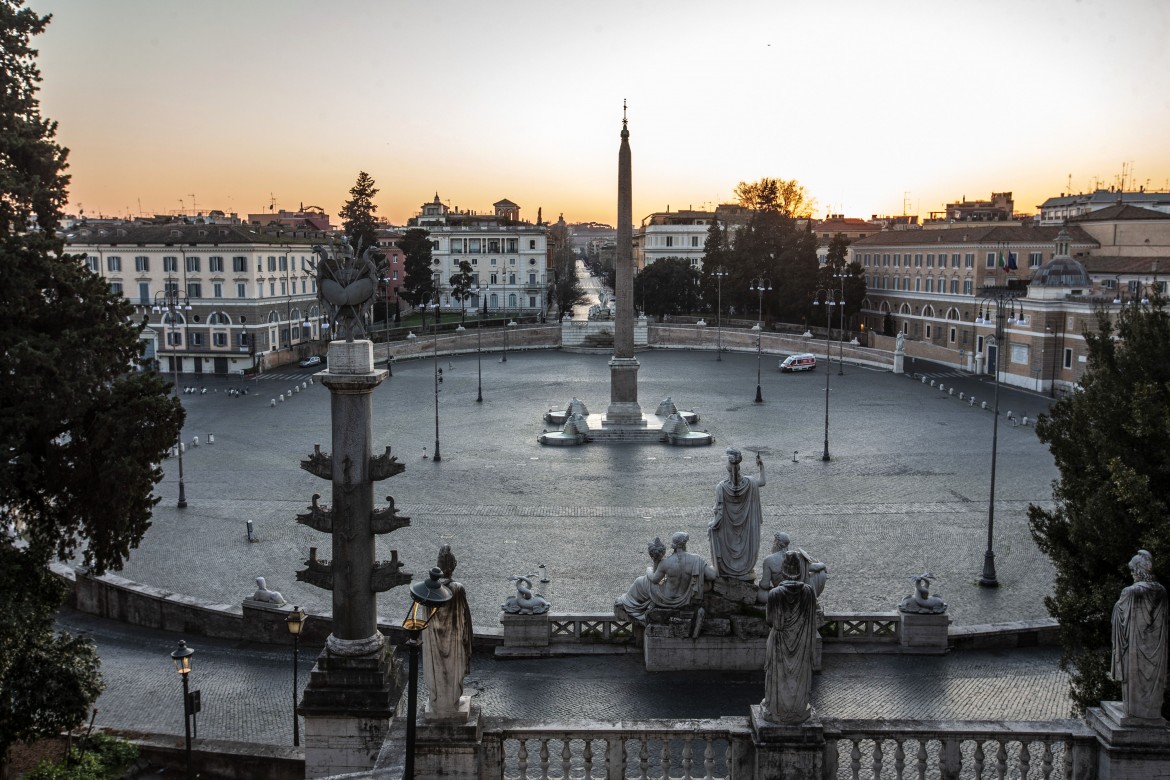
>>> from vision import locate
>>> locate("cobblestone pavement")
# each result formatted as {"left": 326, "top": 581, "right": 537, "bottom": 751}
{"left": 62, "top": 608, "right": 1072, "bottom": 748}
{"left": 120, "top": 347, "right": 1060, "bottom": 632}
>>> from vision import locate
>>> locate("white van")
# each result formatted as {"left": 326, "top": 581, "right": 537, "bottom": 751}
{"left": 779, "top": 353, "right": 817, "bottom": 372}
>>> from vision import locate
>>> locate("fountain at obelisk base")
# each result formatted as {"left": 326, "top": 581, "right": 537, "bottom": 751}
{"left": 293, "top": 240, "right": 416, "bottom": 778}
{"left": 539, "top": 104, "right": 712, "bottom": 447}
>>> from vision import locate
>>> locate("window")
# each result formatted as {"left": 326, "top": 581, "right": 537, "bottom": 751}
{"left": 164, "top": 256, "right": 178, "bottom": 272}
{"left": 213, "top": 333, "right": 227, "bottom": 347}
{"left": 135, "top": 256, "right": 150, "bottom": 272}
{"left": 168, "top": 331, "right": 182, "bottom": 346}
{"left": 490, "top": 273, "right": 498, "bottom": 284}
{"left": 863, "top": 253, "right": 871, "bottom": 267}
{"left": 138, "top": 282, "right": 150, "bottom": 302}
{"left": 963, "top": 253, "right": 973, "bottom": 268}
{"left": 964, "top": 279, "right": 973, "bottom": 295}
{"left": 109, "top": 281, "right": 123, "bottom": 294}
{"left": 893, "top": 254, "right": 900, "bottom": 267}
{"left": 280, "top": 281, "right": 287, "bottom": 296}
{"left": 107, "top": 256, "right": 122, "bottom": 272}
{"left": 883, "top": 254, "right": 890, "bottom": 266}
{"left": 86, "top": 255, "right": 99, "bottom": 272}
{"left": 469, "top": 239, "right": 481, "bottom": 252}
{"left": 915, "top": 277, "right": 921, "bottom": 291}
{"left": 950, "top": 254, "right": 959, "bottom": 268}
{"left": 164, "top": 281, "right": 179, "bottom": 296}
{"left": 189, "top": 333, "right": 204, "bottom": 347}
{"left": 237, "top": 283, "right": 247, "bottom": 298}
{"left": 506, "top": 238, "right": 518, "bottom": 253}
{"left": 926, "top": 254, "right": 935, "bottom": 268}
{"left": 431, "top": 241, "right": 440, "bottom": 250}
{"left": 528, "top": 273, "right": 536, "bottom": 284}
{"left": 949, "top": 327, "right": 957, "bottom": 343}
{"left": 691, "top": 236, "right": 700, "bottom": 247}
{"left": 918, "top": 254, "right": 926, "bottom": 267}
{"left": 279, "top": 256, "right": 287, "bottom": 271}
{"left": 208, "top": 312, "right": 228, "bottom": 325}
{"left": 985, "top": 252, "right": 997, "bottom": 268}
{"left": 666, "top": 236, "right": 674, "bottom": 247}
{"left": 491, "top": 258, "right": 497, "bottom": 265}
{"left": 925, "top": 324, "right": 932, "bottom": 339}
{"left": 1029, "top": 252, "right": 1043, "bottom": 268}
{"left": 925, "top": 278, "right": 934, "bottom": 292}
{"left": 186, "top": 256, "right": 201, "bottom": 272}
{"left": 187, "top": 282, "right": 202, "bottom": 298}
{"left": 1063, "top": 348, "right": 1073, "bottom": 369}
{"left": 269, "top": 282, "right": 275, "bottom": 296}
{"left": 268, "top": 256, "right": 276, "bottom": 272}
{"left": 233, "top": 256, "right": 247, "bottom": 272}
{"left": 213, "top": 282, "right": 223, "bottom": 298}
{"left": 950, "top": 278, "right": 959, "bottom": 294}
{"left": 209, "top": 256, "right": 224, "bottom": 272}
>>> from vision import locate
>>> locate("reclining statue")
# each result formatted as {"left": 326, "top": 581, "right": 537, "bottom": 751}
{"left": 615, "top": 532, "right": 716, "bottom": 623}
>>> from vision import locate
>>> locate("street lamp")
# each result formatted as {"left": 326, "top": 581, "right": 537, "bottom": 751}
{"left": 814, "top": 287, "right": 840, "bottom": 462}
{"left": 974, "top": 290, "right": 1020, "bottom": 587}
{"left": 749, "top": 277, "right": 772, "bottom": 403}
{"left": 833, "top": 271, "right": 849, "bottom": 376}
{"left": 475, "top": 286, "right": 488, "bottom": 402}
{"left": 285, "top": 606, "right": 306, "bottom": 747}
{"left": 153, "top": 289, "right": 192, "bottom": 509}
{"left": 403, "top": 568, "right": 453, "bottom": 780}
{"left": 170, "top": 640, "right": 195, "bottom": 780}
{"left": 714, "top": 268, "right": 727, "bottom": 361}
{"left": 503, "top": 318, "right": 516, "bottom": 362}
{"left": 432, "top": 302, "right": 442, "bottom": 463}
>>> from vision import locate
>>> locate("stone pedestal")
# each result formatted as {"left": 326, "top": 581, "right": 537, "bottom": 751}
{"left": 899, "top": 611, "right": 950, "bottom": 653}
{"left": 498, "top": 611, "right": 550, "bottom": 650}
{"left": 643, "top": 629, "right": 822, "bottom": 672}
{"left": 893, "top": 352, "right": 905, "bottom": 374}
{"left": 750, "top": 704, "right": 825, "bottom": 780}
{"left": 605, "top": 356, "right": 644, "bottom": 424}
{"left": 300, "top": 644, "right": 404, "bottom": 779}
{"left": 1088, "top": 702, "right": 1170, "bottom": 779}
{"left": 413, "top": 704, "right": 483, "bottom": 780}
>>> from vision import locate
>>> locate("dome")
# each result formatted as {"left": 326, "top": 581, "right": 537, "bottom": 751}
{"left": 1031, "top": 256, "right": 1090, "bottom": 287}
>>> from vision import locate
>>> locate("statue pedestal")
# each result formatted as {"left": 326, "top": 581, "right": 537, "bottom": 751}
{"left": 643, "top": 627, "right": 822, "bottom": 672}
{"left": 750, "top": 705, "right": 824, "bottom": 780}
{"left": 1088, "top": 702, "right": 1170, "bottom": 779}
{"left": 893, "top": 352, "right": 905, "bottom": 374}
{"left": 414, "top": 705, "right": 483, "bottom": 780}
{"left": 497, "top": 611, "right": 550, "bottom": 653}
{"left": 899, "top": 611, "right": 950, "bottom": 653}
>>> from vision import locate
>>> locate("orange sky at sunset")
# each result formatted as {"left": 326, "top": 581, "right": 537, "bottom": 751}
{"left": 32, "top": 0, "right": 1170, "bottom": 226}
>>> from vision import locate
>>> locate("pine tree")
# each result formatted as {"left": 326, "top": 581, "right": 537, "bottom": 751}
{"left": 398, "top": 228, "right": 436, "bottom": 327}
{"left": 1029, "top": 297, "right": 1170, "bottom": 715}
{"left": 0, "top": 1, "right": 183, "bottom": 758}
{"left": 339, "top": 171, "right": 381, "bottom": 255}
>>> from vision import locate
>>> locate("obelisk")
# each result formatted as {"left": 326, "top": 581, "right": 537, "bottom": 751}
{"left": 605, "top": 101, "right": 644, "bottom": 425}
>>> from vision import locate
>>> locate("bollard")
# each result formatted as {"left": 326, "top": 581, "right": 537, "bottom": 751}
{"left": 539, "top": 563, "right": 550, "bottom": 583}
{"left": 929, "top": 379, "right": 935, "bottom": 387}
{"left": 171, "top": 446, "right": 178, "bottom": 458}
{"left": 938, "top": 384, "right": 945, "bottom": 392}
{"left": 969, "top": 397, "right": 975, "bottom": 406}
{"left": 270, "top": 399, "right": 276, "bottom": 407}
{"left": 246, "top": 519, "right": 256, "bottom": 543}
{"left": 192, "top": 436, "right": 199, "bottom": 447}
{"left": 180, "top": 442, "right": 186, "bottom": 453}
{"left": 792, "top": 451, "right": 799, "bottom": 463}
{"left": 279, "top": 395, "right": 284, "bottom": 403}
{"left": 207, "top": 434, "right": 214, "bottom": 444}
{"left": 1022, "top": 416, "right": 1030, "bottom": 426}
{"left": 959, "top": 392, "right": 965, "bottom": 400}
{"left": 302, "top": 381, "right": 307, "bottom": 389}
{"left": 921, "top": 376, "right": 927, "bottom": 384}
{"left": 949, "top": 388, "right": 955, "bottom": 396}
{"left": 308, "top": 377, "right": 313, "bottom": 385}
{"left": 981, "top": 401, "right": 988, "bottom": 410}
{"left": 422, "top": 447, "right": 428, "bottom": 460}
{"left": 294, "top": 386, "right": 300, "bottom": 394}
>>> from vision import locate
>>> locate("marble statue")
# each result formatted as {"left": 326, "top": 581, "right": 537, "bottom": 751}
{"left": 251, "top": 576, "right": 286, "bottom": 605}
{"left": 898, "top": 572, "right": 947, "bottom": 614}
{"left": 895, "top": 332, "right": 905, "bottom": 354}
{"left": 708, "top": 448, "right": 766, "bottom": 580}
{"left": 758, "top": 532, "right": 828, "bottom": 603}
{"left": 615, "top": 533, "right": 717, "bottom": 622}
{"left": 501, "top": 574, "right": 550, "bottom": 614}
{"left": 422, "top": 545, "right": 473, "bottom": 719}
{"left": 762, "top": 552, "right": 818, "bottom": 724}
{"left": 1111, "top": 549, "right": 1168, "bottom": 721}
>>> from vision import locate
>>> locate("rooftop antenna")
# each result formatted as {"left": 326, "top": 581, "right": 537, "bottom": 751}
{"left": 269, "top": 193, "right": 277, "bottom": 212}
{"left": 189, "top": 193, "right": 197, "bottom": 215}
{"left": 1066, "top": 173, "right": 1072, "bottom": 193}
{"left": 902, "top": 191, "right": 911, "bottom": 216}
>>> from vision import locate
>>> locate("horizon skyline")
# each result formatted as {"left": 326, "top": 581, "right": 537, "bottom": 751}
{"left": 31, "top": 0, "right": 1170, "bottom": 227}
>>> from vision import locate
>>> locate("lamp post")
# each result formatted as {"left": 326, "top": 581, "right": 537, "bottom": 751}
{"left": 834, "top": 271, "right": 848, "bottom": 376}
{"left": 170, "top": 640, "right": 195, "bottom": 780}
{"left": 475, "top": 286, "right": 487, "bottom": 402}
{"left": 285, "top": 606, "right": 306, "bottom": 747}
{"left": 814, "top": 287, "right": 840, "bottom": 462}
{"left": 749, "top": 277, "right": 772, "bottom": 403}
{"left": 403, "top": 568, "right": 453, "bottom": 780}
{"left": 153, "top": 289, "right": 192, "bottom": 508}
{"left": 714, "top": 268, "right": 727, "bottom": 361}
{"left": 975, "top": 290, "right": 1020, "bottom": 588}
{"left": 503, "top": 318, "right": 516, "bottom": 362}
{"left": 432, "top": 302, "right": 442, "bottom": 463}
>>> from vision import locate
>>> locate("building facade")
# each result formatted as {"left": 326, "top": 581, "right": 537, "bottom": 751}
{"left": 1039, "top": 189, "right": 1170, "bottom": 224}
{"left": 66, "top": 222, "right": 330, "bottom": 374}
{"left": 632, "top": 209, "right": 713, "bottom": 271}
{"left": 408, "top": 194, "right": 549, "bottom": 318}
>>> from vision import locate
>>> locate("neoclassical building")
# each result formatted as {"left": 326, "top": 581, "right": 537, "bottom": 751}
{"left": 408, "top": 194, "right": 549, "bottom": 317}
{"left": 849, "top": 205, "right": 1170, "bottom": 394}
{"left": 65, "top": 222, "right": 329, "bottom": 374}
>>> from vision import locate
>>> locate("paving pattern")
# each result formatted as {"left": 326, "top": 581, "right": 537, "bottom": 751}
{"left": 69, "top": 347, "right": 1076, "bottom": 749}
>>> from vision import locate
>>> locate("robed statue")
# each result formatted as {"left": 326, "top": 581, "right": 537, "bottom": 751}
{"left": 762, "top": 552, "right": 817, "bottom": 724}
{"left": 615, "top": 533, "right": 716, "bottom": 623}
{"left": 1111, "top": 549, "right": 1168, "bottom": 722}
{"left": 708, "top": 448, "right": 766, "bottom": 580}
{"left": 422, "top": 545, "right": 473, "bottom": 719}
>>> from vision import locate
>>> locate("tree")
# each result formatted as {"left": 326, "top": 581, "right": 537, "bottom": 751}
{"left": 339, "top": 171, "right": 381, "bottom": 256}
{"left": 633, "top": 258, "right": 701, "bottom": 320}
{"left": 449, "top": 260, "right": 474, "bottom": 322}
{"left": 817, "top": 233, "right": 866, "bottom": 331}
{"left": 0, "top": 1, "right": 183, "bottom": 761}
{"left": 547, "top": 218, "right": 587, "bottom": 320}
{"left": 398, "top": 228, "right": 436, "bottom": 328}
{"left": 699, "top": 219, "right": 729, "bottom": 315}
{"left": 1028, "top": 297, "right": 1170, "bottom": 715}
{"left": 734, "top": 177, "right": 816, "bottom": 218}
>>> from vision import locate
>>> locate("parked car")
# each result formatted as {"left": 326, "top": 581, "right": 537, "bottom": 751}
{"left": 299, "top": 355, "right": 322, "bottom": 368}
{"left": 779, "top": 353, "right": 817, "bottom": 372}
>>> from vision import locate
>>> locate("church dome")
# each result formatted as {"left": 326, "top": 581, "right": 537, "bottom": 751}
{"left": 1032, "top": 256, "right": 1090, "bottom": 287}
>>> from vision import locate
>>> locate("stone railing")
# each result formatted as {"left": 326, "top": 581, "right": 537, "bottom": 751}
{"left": 548, "top": 613, "right": 637, "bottom": 644}
{"left": 823, "top": 719, "right": 1097, "bottom": 780}
{"left": 481, "top": 718, "right": 749, "bottom": 780}
{"left": 464, "top": 717, "right": 1098, "bottom": 779}
{"left": 818, "top": 611, "right": 900, "bottom": 644}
